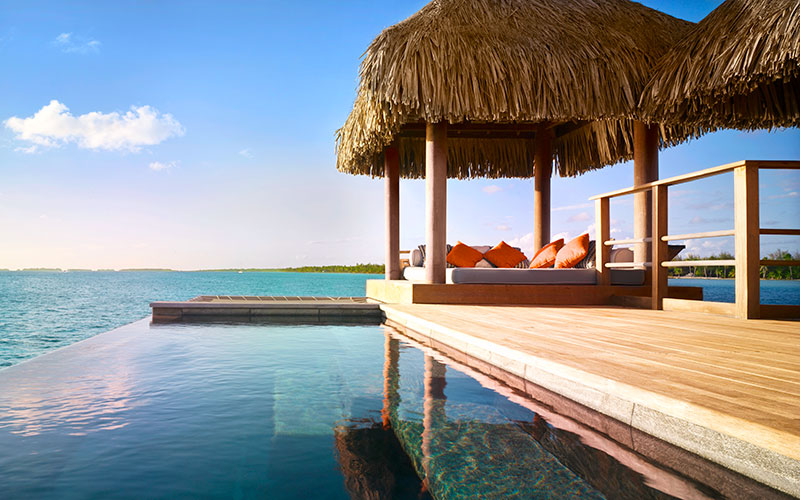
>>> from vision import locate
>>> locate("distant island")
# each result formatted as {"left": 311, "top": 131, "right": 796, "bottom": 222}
{"left": 5, "top": 264, "right": 385, "bottom": 274}
{"left": 670, "top": 250, "right": 799, "bottom": 280}
{"left": 201, "top": 264, "right": 385, "bottom": 274}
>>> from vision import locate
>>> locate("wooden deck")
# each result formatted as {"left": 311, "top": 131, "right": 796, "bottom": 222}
{"left": 380, "top": 303, "right": 800, "bottom": 496}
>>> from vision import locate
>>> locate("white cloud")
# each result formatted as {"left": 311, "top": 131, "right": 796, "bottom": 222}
{"left": 307, "top": 236, "right": 363, "bottom": 245}
{"left": 54, "top": 33, "right": 101, "bottom": 54}
{"left": 14, "top": 145, "right": 39, "bottom": 154}
{"left": 567, "top": 211, "right": 590, "bottom": 223}
{"left": 552, "top": 231, "right": 570, "bottom": 242}
{"left": 768, "top": 191, "right": 798, "bottom": 200}
{"left": 149, "top": 161, "right": 178, "bottom": 171}
{"left": 5, "top": 100, "right": 185, "bottom": 152}
{"left": 689, "top": 215, "right": 706, "bottom": 224}
{"left": 495, "top": 224, "right": 511, "bottom": 231}
{"left": 552, "top": 202, "right": 591, "bottom": 212}
{"left": 239, "top": 148, "right": 253, "bottom": 158}
{"left": 482, "top": 185, "right": 502, "bottom": 194}
{"left": 508, "top": 232, "right": 535, "bottom": 257}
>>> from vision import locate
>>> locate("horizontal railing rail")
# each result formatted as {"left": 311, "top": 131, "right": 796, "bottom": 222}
{"left": 760, "top": 259, "right": 800, "bottom": 267}
{"left": 604, "top": 237, "right": 650, "bottom": 246}
{"left": 591, "top": 160, "right": 800, "bottom": 201}
{"left": 662, "top": 260, "right": 736, "bottom": 267}
{"left": 593, "top": 160, "right": 800, "bottom": 319}
{"left": 662, "top": 230, "right": 734, "bottom": 241}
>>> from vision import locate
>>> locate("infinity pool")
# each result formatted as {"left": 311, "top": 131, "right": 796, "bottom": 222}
{"left": 0, "top": 319, "right": 779, "bottom": 499}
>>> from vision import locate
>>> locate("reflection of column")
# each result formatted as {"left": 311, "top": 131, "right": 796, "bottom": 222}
{"left": 381, "top": 333, "right": 400, "bottom": 429}
{"left": 421, "top": 355, "right": 447, "bottom": 487}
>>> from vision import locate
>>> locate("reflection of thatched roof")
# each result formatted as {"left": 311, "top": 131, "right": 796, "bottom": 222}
{"left": 642, "top": 0, "right": 800, "bottom": 131}
{"left": 336, "top": 0, "right": 694, "bottom": 179}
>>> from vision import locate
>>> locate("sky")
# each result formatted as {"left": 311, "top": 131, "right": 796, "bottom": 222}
{"left": 0, "top": 0, "right": 797, "bottom": 270}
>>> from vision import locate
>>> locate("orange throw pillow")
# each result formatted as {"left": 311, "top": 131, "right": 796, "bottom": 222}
{"left": 555, "top": 233, "right": 590, "bottom": 269}
{"left": 483, "top": 241, "right": 527, "bottom": 268}
{"left": 529, "top": 238, "right": 564, "bottom": 268}
{"left": 447, "top": 242, "right": 484, "bottom": 268}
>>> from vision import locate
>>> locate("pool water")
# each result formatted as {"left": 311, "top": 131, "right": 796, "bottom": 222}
{"left": 0, "top": 320, "right": 779, "bottom": 499}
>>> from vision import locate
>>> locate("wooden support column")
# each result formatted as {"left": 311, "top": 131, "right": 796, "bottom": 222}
{"left": 595, "top": 198, "right": 610, "bottom": 287}
{"left": 384, "top": 145, "right": 400, "bottom": 280}
{"left": 633, "top": 121, "right": 659, "bottom": 264}
{"left": 533, "top": 126, "right": 554, "bottom": 252}
{"left": 734, "top": 163, "right": 760, "bottom": 319}
{"left": 652, "top": 185, "right": 668, "bottom": 310}
{"left": 425, "top": 122, "right": 447, "bottom": 284}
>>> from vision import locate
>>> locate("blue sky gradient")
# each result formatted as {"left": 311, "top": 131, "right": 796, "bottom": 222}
{"left": 0, "top": 0, "right": 797, "bottom": 269}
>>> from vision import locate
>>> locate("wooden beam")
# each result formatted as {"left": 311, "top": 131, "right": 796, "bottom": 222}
{"left": 734, "top": 164, "right": 760, "bottom": 319}
{"left": 595, "top": 198, "right": 610, "bottom": 286}
{"left": 662, "top": 298, "right": 736, "bottom": 317}
{"left": 385, "top": 145, "right": 401, "bottom": 280}
{"left": 533, "top": 125, "right": 554, "bottom": 252}
{"left": 425, "top": 122, "right": 448, "bottom": 284}
{"left": 760, "top": 228, "right": 800, "bottom": 236}
{"left": 553, "top": 120, "right": 592, "bottom": 139}
{"left": 395, "top": 120, "right": 591, "bottom": 140}
{"left": 633, "top": 121, "right": 659, "bottom": 263}
{"left": 652, "top": 185, "right": 668, "bottom": 310}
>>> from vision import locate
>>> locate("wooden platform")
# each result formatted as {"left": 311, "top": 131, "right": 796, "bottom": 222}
{"left": 380, "top": 303, "right": 800, "bottom": 496}
{"left": 367, "top": 279, "right": 703, "bottom": 305}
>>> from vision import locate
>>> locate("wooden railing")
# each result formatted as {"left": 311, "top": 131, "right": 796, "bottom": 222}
{"left": 591, "top": 160, "right": 800, "bottom": 320}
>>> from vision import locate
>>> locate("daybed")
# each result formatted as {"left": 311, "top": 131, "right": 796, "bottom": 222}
{"left": 403, "top": 266, "right": 646, "bottom": 285}
{"left": 403, "top": 241, "right": 681, "bottom": 286}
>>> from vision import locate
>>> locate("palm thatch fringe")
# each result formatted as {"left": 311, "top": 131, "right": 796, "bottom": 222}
{"left": 337, "top": 116, "right": 703, "bottom": 179}
{"left": 642, "top": 0, "right": 800, "bottom": 130}
{"left": 336, "top": 0, "right": 695, "bottom": 178}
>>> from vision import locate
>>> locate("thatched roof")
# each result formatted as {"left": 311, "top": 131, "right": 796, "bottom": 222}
{"left": 642, "top": 0, "right": 800, "bottom": 130}
{"left": 336, "top": 0, "right": 694, "bottom": 179}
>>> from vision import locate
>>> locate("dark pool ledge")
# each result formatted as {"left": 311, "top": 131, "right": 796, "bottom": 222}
{"left": 380, "top": 304, "right": 800, "bottom": 498}
{"left": 150, "top": 296, "right": 382, "bottom": 322}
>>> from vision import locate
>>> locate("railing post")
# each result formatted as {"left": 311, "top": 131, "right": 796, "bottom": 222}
{"left": 734, "top": 163, "right": 760, "bottom": 319}
{"left": 651, "top": 185, "right": 668, "bottom": 310}
{"left": 595, "top": 198, "right": 610, "bottom": 287}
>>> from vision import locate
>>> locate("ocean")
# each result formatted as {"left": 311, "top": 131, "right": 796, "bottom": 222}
{"left": 0, "top": 271, "right": 798, "bottom": 369}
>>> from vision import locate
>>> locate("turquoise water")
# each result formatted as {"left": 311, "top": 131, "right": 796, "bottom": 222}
{"left": 669, "top": 277, "right": 800, "bottom": 304}
{"left": 0, "top": 271, "right": 373, "bottom": 368}
{"left": 0, "top": 271, "right": 797, "bottom": 369}
{"left": 0, "top": 320, "right": 739, "bottom": 499}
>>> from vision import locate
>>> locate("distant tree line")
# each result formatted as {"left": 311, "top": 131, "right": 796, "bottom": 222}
{"left": 6, "top": 265, "right": 386, "bottom": 274}
{"left": 257, "top": 264, "right": 385, "bottom": 274}
{"left": 669, "top": 249, "right": 799, "bottom": 280}
{"left": 203, "top": 264, "right": 385, "bottom": 274}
